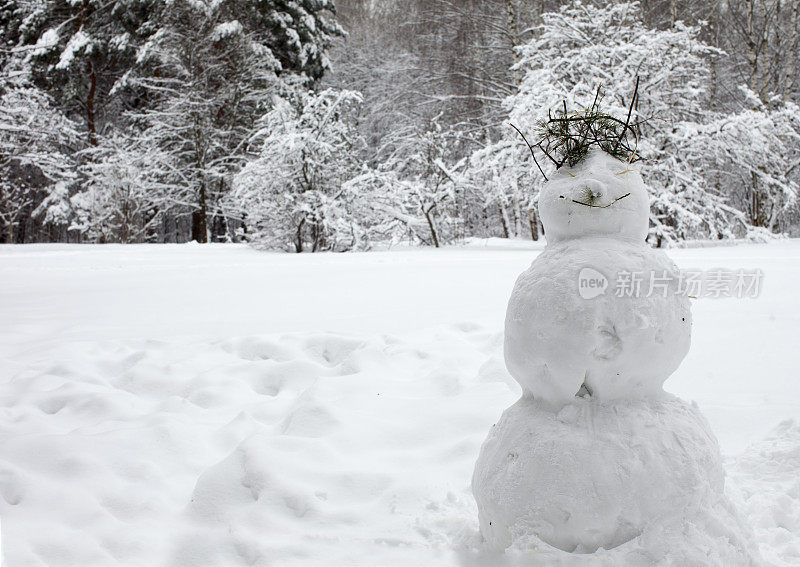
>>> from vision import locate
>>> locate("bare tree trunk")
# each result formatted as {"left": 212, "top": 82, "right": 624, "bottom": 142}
{"left": 708, "top": 1, "right": 720, "bottom": 105}
{"left": 192, "top": 182, "right": 208, "bottom": 242}
{"left": 528, "top": 208, "right": 539, "bottom": 241}
{"left": 121, "top": 200, "right": 130, "bottom": 243}
{"left": 513, "top": 195, "right": 524, "bottom": 237}
{"left": 528, "top": 0, "right": 544, "bottom": 39}
{"left": 295, "top": 217, "right": 305, "bottom": 253}
{"left": 497, "top": 202, "right": 510, "bottom": 238}
{"left": 86, "top": 60, "right": 97, "bottom": 146}
{"left": 768, "top": 196, "right": 780, "bottom": 231}
{"left": 784, "top": 0, "right": 799, "bottom": 101}
{"left": 77, "top": 0, "right": 98, "bottom": 146}
{"left": 311, "top": 221, "right": 323, "bottom": 252}
{"left": 745, "top": 0, "right": 761, "bottom": 99}
{"left": 507, "top": 0, "right": 521, "bottom": 86}
{"left": 749, "top": 172, "right": 761, "bottom": 226}
{"left": 747, "top": 0, "right": 770, "bottom": 100}
{"left": 424, "top": 205, "right": 440, "bottom": 247}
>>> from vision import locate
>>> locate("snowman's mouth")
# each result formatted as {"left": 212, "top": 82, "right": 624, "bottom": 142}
{"left": 571, "top": 192, "right": 631, "bottom": 208}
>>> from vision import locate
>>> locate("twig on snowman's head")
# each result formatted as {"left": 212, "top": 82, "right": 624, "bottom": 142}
{"left": 537, "top": 142, "right": 560, "bottom": 167}
{"left": 533, "top": 79, "right": 645, "bottom": 173}
{"left": 509, "top": 123, "right": 548, "bottom": 181}
{"left": 614, "top": 76, "right": 639, "bottom": 154}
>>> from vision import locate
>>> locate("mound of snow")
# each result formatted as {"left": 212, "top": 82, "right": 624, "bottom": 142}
{"left": 472, "top": 394, "right": 758, "bottom": 561}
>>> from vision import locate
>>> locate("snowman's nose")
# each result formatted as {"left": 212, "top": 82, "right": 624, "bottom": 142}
{"left": 578, "top": 180, "right": 607, "bottom": 203}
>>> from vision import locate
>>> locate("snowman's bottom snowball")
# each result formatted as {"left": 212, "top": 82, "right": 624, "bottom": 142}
{"left": 472, "top": 395, "right": 751, "bottom": 556}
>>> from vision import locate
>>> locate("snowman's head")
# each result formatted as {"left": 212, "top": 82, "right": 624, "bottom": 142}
{"left": 538, "top": 149, "right": 649, "bottom": 244}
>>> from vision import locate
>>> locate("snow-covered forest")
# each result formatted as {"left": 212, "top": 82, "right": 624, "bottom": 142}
{"left": 2, "top": 0, "right": 800, "bottom": 248}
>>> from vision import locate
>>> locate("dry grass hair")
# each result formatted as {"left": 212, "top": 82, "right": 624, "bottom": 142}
{"left": 511, "top": 78, "right": 643, "bottom": 182}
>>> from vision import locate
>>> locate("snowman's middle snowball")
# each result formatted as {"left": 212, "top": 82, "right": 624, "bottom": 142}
{"left": 504, "top": 237, "right": 692, "bottom": 406}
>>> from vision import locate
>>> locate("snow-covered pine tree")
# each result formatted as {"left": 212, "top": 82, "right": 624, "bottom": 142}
{"left": 130, "top": 0, "right": 344, "bottom": 243}
{"left": 0, "top": 0, "right": 24, "bottom": 66}
{"left": 265, "top": 0, "right": 344, "bottom": 84}
{"left": 21, "top": 0, "right": 159, "bottom": 144}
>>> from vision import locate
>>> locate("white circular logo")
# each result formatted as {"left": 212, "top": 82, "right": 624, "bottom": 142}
{"left": 578, "top": 267, "right": 608, "bottom": 299}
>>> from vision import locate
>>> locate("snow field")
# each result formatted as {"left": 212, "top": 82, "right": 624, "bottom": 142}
{"left": 0, "top": 241, "right": 798, "bottom": 565}
{"left": 0, "top": 326, "right": 510, "bottom": 566}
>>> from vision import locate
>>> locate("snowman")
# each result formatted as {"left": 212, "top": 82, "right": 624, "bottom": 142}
{"left": 472, "top": 142, "right": 759, "bottom": 561}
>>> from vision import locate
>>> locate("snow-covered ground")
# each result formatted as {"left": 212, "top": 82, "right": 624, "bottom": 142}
{"left": 0, "top": 240, "right": 798, "bottom": 566}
